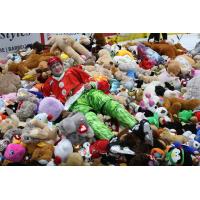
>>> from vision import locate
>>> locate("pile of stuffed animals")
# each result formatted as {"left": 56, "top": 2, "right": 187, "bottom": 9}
{"left": 1, "top": 33, "right": 200, "bottom": 166}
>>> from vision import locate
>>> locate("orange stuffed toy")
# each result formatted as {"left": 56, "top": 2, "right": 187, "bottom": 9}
{"left": 143, "top": 41, "right": 186, "bottom": 59}
{"left": 7, "top": 52, "right": 53, "bottom": 78}
{"left": 163, "top": 97, "right": 200, "bottom": 115}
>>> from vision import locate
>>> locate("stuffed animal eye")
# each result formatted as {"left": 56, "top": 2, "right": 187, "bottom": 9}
{"left": 9, "top": 150, "right": 14, "bottom": 155}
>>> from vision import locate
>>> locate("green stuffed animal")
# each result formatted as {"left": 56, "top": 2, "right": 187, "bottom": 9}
{"left": 148, "top": 113, "right": 159, "bottom": 128}
{"left": 178, "top": 110, "right": 193, "bottom": 123}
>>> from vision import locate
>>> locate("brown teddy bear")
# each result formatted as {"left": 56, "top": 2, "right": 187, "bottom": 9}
{"left": 159, "top": 129, "right": 188, "bottom": 145}
{"left": 96, "top": 49, "right": 114, "bottom": 70}
{"left": 22, "top": 60, "right": 51, "bottom": 83}
{"left": 0, "top": 72, "right": 21, "bottom": 95}
{"left": 47, "top": 35, "right": 91, "bottom": 64}
{"left": 28, "top": 119, "right": 58, "bottom": 142}
{"left": 65, "top": 152, "right": 85, "bottom": 166}
{"left": 143, "top": 41, "right": 186, "bottom": 59}
{"left": 25, "top": 142, "right": 54, "bottom": 165}
{"left": 167, "top": 60, "right": 181, "bottom": 76}
{"left": 163, "top": 97, "right": 200, "bottom": 115}
{"left": 7, "top": 52, "right": 53, "bottom": 78}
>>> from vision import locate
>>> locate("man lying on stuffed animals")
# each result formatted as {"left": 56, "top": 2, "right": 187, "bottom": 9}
{"left": 42, "top": 56, "right": 153, "bottom": 145}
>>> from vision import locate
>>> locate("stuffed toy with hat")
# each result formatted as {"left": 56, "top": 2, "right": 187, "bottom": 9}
{"left": 47, "top": 35, "right": 91, "bottom": 64}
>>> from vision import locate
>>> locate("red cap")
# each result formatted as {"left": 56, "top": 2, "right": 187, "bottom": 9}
{"left": 48, "top": 56, "right": 62, "bottom": 68}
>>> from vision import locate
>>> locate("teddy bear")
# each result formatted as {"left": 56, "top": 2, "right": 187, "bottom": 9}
{"left": 93, "top": 64, "right": 113, "bottom": 81}
{"left": 16, "top": 90, "right": 39, "bottom": 122}
{"left": 0, "top": 112, "right": 21, "bottom": 135}
{"left": 96, "top": 49, "right": 114, "bottom": 70}
{"left": 47, "top": 35, "right": 92, "bottom": 64}
{"left": 175, "top": 54, "right": 195, "bottom": 75}
{"left": 65, "top": 152, "right": 85, "bottom": 166}
{"left": 142, "top": 41, "right": 185, "bottom": 59}
{"left": 167, "top": 60, "right": 181, "bottom": 76}
{"left": 128, "top": 88, "right": 144, "bottom": 103}
{"left": 57, "top": 112, "right": 94, "bottom": 145}
{"left": 0, "top": 72, "right": 21, "bottom": 95}
{"left": 7, "top": 52, "right": 53, "bottom": 78}
{"left": 29, "top": 142, "right": 54, "bottom": 165}
{"left": 110, "top": 88, "right": 129, "bottom": 106}
{"left": 163, "top": 97, "right": 200, "bottom": 115}
{"left": 159, "top": 129, "right": 188, "bottom": 145}
{"left": 114, "top": 70, "right": 135, "bottom": 90}
{"left": 27, "top": 119, "right": 58, "bottom": 143}
{"left": 22, "top": 60, "right": 51, "bottom": 83}
{"left": 22, "top": 141, "right": 54, "bottom": 165}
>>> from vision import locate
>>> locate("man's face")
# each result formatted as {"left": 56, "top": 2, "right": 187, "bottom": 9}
{"left": 50, "top": 62, "right": 64, "bottom": 77}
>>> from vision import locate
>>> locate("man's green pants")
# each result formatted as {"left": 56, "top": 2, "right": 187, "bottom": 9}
{"left": 70, "top": 89, "right": 137, "bottom": 139}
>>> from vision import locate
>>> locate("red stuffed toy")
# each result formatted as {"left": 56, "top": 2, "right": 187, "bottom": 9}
{"left": 97, "top": 80, "right": 110, "bottom": 94}
{"left": 89, "top": 140, "right": 110, "bottom": 159}
{"left": 139, "top": 57, "right": 155, "bottom": 70}
{"left": 195, "top": 111, "right": 200, "bottom": 122}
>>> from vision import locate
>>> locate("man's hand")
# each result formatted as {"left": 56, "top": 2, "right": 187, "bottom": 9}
{"left": 84, "top": 83, "right": 92, "bottom": 90}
